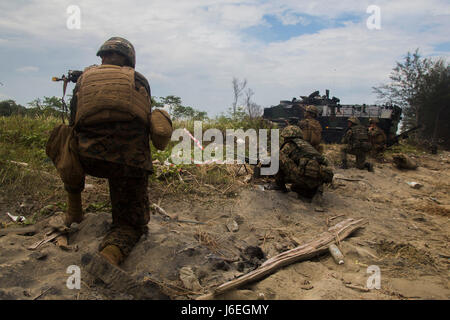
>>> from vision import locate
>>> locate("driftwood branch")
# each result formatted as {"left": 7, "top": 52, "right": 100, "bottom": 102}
{"left": 197, "top": 218, "right": 366, "bottom": 300}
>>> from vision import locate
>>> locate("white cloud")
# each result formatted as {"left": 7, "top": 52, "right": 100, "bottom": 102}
{"left": 16, "top": 66, "right": 39, "bottom": 73}
{"left": 0, "top": 0, "right": 448, "bottom": 113}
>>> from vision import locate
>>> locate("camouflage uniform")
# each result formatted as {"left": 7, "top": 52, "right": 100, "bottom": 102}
{"left": 78, "top": 156, "right": 150, "bottom": 257}
{"left": 341, "top": 117, "right": 372, "bottom": 170}
{"left": 66, "top": 37, "right": 153, "bottom": 262}
{"left": 298, "top": 106, "right": 323, "bottom": 153}
{"left": 368, "top": 118, "right": 386, "bottom": 161}
{"left": 276, "top": 126, "right": 333, "bottom": 199}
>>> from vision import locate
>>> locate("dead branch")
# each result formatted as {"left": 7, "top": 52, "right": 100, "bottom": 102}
{"left": 197, "top": 218, "right": 366, "bottom": 300}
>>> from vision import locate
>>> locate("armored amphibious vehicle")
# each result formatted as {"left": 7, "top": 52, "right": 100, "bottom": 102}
{"left": 263, "top": 90, "right": 402, "bottom": 144}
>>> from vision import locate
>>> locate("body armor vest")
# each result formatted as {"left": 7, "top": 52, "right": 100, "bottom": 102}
{"left": 75, "top": 65, "right": 151, "bottom": 127}
{"left": 300, "top": 119, "right": 322, "bottom": 146}
{"left": 350, "top": 125, "right": 371, "bottom": 151}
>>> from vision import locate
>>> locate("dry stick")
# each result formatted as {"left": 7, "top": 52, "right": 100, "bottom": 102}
{"left": 326, "top": 214, "right": 346, "bottom": 227}
{"left": 158, "top": 182, "right": 174, "bottom": 206}
{"left": 186, "top": 171, "right": 201, "bottom": 186}
{"left": 151, "top": 203, "right": 172, "bottom": 220}
{"left": 197, "top": 218, "right": 367, "bottom": 300}
{"left": 33, "top": 287, "right": 52, "bottom": 300}
{"left": 0, "top": 226, "right": 37, "bottom": 236}
{"left": 329, "top": 214, "right": 346, "bottom": 221}
{"left": 221, "top": 183, "right": 234, "bottom": 194}
{"left": 345, "top": 284, "right": 370, "bottom": 292}
{"left": 28, "top": 230, "right": 65, "bottom": 250}
{"left": 334, "top": 177, "right": 364, "bottom": 182}
{"left": 152, "top": 203, "right": 205, "bottom": 225}
{"left": 7, "top": 160, "right": 59, "bottom": 180}
{"left": 334, "top": 177, "right": 374, "bottom": 188}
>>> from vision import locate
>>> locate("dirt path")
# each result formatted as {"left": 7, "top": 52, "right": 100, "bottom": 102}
{"left": 0, "top": 150, "right": 449, "bottom": 300}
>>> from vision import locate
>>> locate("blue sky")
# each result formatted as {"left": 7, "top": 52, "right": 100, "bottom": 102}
{"left": 0, "top": 0, "right": 449, "bottom": 115}
{"left": 244, "top": 12, "right": 363, "bottom": 43}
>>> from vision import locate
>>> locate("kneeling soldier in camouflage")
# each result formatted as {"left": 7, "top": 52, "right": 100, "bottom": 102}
{"left": 64, "top": 37, "right": 172, "bottom": 267}
{"left": 275, "top": 125, "right": 334, "bottom": 202}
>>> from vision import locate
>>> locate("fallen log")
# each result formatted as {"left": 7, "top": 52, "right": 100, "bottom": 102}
{"left": 197, "top": 218, "right": 366, "bottom": 300}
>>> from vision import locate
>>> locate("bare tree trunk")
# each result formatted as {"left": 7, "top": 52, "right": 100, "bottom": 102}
{"left": 232, "top": 77, "right": 247, "bottom": 116}
{"left": 432, "top": 105, "right": 445, "bottom": 145}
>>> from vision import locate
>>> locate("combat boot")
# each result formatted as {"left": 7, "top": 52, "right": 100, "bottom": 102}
{"left": 266, "top": 182, "right": 288, "bottom": 192}
{"left": 99, "top": 245, "right": 124, "bottom": 266}
{"left": 365, "top": 162, "right": 374, "bottom": 172}
{"left": 65, "top": 192, "right": 83, "bottom": 227}
{"left": 312, "top": 185, "right": 324, "bottom": 206}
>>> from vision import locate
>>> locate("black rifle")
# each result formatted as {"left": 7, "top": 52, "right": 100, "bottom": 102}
{"left": 387, "top": 124, "right": 422, "bottom": 148}
{"left": 52, "top": 70, "right": 83, "bottom": 123}
{"left": 238, "top": 155, "right": 272, "bottom": 178}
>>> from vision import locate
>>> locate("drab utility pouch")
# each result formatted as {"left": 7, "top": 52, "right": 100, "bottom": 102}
{"left": 304, "top": 159, "right": 320, "bottom": 179}
{"left": 361, "top": 141, "right": 372, "bottom": 152}
{"left": 150, "top": 108, "right": 173, "bottom": 150}
{"left": 319, "top": 166, "right": 334, "bottom": 183}
{"left": 46, "top": 124, "right": 85, "bottom": 188}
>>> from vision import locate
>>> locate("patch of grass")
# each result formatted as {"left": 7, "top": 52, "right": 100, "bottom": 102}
{"left": 0, "top": 115, "right": 64, "bottom": 209}
{"left": 85, "top": 201, "right": 111, "bottom": 212}
{"left": 385, "top": 141, "right": 426, "bottom": 156}
{"left": 0, "top": 114, "right": 261, "bottom": 208}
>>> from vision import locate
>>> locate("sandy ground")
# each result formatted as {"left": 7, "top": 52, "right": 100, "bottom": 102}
{"left": 0, "top": 148, "right": 449, "bottom": 300}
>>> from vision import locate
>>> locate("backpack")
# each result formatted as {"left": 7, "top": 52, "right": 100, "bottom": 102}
{"left": 351, "top": 125, "right": 371, "bottom": 152}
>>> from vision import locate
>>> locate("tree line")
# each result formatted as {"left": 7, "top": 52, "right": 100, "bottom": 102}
{"left": 373, "top": 49, "right": 449, "bottom": 148}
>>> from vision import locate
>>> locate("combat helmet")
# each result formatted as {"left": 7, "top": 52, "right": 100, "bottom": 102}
{"left": 281, "top": 125, "right": 303, "bottom": 140}
{"left": 347, "top": 117, "right": 360, "bottom": 125}
{"left": 369, "top": 117, "right": 379, "bottom": 124}
{"left": 305, "top": 105, "right": 319, "bottom": 117}
{"left": 97, "top": 37, "right": 136, "bottom": 68}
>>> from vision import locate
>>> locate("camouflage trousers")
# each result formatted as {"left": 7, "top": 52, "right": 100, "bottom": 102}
{"left": 370, "top": 144, "right": 385, "bottom": 162}
{"left": 341, "top": 146, "right": 368, "bottom": 169}
{"left": 65, "top": 156, "right": 150, "bottom": 259}
{"left": 275, "top": 162, "right": 322, "bottom": 199}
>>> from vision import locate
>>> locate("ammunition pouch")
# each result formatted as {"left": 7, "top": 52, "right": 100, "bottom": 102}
{"left": 46, "top": 124, "right": 85, "bottom": 189}
{"left": 319, "top": 166, "right": 334, "bottom": 183}
{"left": 303, "top": 159, "right": 320, "bottom": 179}
{"left": 150, "top": 108, "right": 173, "bottom": 150}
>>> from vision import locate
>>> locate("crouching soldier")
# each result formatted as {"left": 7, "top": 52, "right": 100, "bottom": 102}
{"left": 341, "top": 117, "right": 373, "bottom": 172}
{"left": 275, "top": 125, "right": 333, "bottom": 202}
{"left": 61, "top": 37, "right": 173, "bottom": 267}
